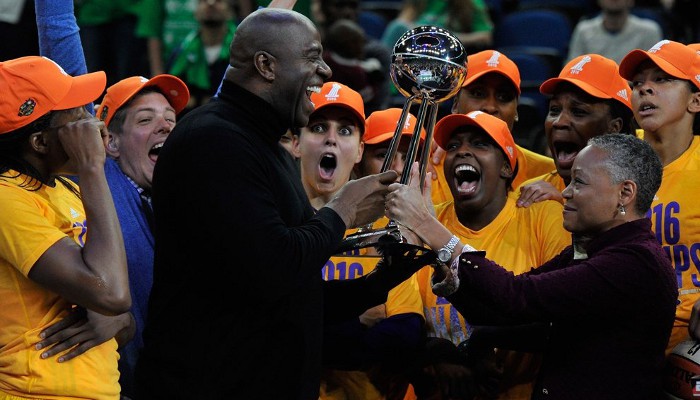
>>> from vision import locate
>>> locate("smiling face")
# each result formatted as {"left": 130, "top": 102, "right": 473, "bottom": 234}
{"left": 107, "top": 91, "right": 176, "bottom": 190}
{"left": 294, "top": 107, "right": 363, "bottom": 203}
{"left": 443, "top": 126, "right": 512, "bottom": 225}
{"left": 629, "top": 61, "right": 697, "bottom": 136}
{"left": 271, "top": 19, "right": 332, "bottom": 128}
{"left": 545, "top": 84, "right": 619, "bottom": 185}
{"left": 562, "top": 146, "right": 622, "bottom": 236}
{"left": 452, "top": 73, "right": 519, "bottom": 131}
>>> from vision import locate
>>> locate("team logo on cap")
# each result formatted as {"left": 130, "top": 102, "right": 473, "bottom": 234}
{"left": 695, "top": 75, "right": 700, "bottom": 85}
{"left": 649, "top": 40, "right": 670, "bottom": 54}
{"left": 569, "top": 56, "right": 591, "bottom": 75}
{"left": 404, "top": 114, "right": 413, "bottom": 129}
{"left": 505, "top": 145, "right": 514, "bottom": 158}
{"left": 467, "top": 111, "right": 483, "bottom": 119}
{"left": 616, "top": 89, "right": 629, "bottom": 101}
{"left": 18, "top": 98, "right": 36, "bottom": 117}
{"left": 486, "top": 51, "right": 501, "bottom": 67}
{"left": 100, "top": 105, "right": 109, "bottom": 121}
{"left": 325, "top": 83, "right": 342, "bottom": 101}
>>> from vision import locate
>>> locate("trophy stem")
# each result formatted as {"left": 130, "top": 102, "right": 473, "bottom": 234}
{"left": 380, "top": 97, "right": 416, "bottom": 173}
{"left": 399, "top": 96, "right": 430, "bottom": 185}
{"left": 419, "top": 103, "right": 439, "bottom": 190}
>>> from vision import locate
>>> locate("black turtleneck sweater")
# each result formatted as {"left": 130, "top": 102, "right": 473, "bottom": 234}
{"left": 136, "top": 80, "right": 387, "bottom": 399}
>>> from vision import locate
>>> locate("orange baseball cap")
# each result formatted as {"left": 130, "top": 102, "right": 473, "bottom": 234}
{"left": 540, "top": 54, "right": 632, "bottom": 110}
{"left": 97, "top": 74, "right": 190, "bottom": 127}
{"left": 0, "top": 56, "right": 106, "bottom": 134}
{"left": 619, "top": 40, "right": 700, "bottom": 90}
{"left": 434, "top": 110, "right": 517, "bottom": 171}
{"left": 363, "top": 108, "right": 426, "bottom": 144}
{"left": 462, "top": 50, "right": 521, "bottom": 95}
{"left": 310, "top": 81, "right": 365, "bottom": 133}
{"left": 689, "top": 43, "right": 700, "bottom": 53}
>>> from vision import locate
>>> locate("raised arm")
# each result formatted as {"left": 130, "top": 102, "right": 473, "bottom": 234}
{"left": 28, "top": 118, "right": 130, "bottom": 315}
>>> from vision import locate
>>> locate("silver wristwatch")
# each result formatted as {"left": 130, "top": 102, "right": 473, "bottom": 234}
{"left": 436, "top": 235, "right": 460, "bottom": 264}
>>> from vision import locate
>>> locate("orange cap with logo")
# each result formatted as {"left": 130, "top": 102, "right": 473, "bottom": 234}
{"left": 434, "top": 111, "right": 517, "bottom": 171}
{"left": 97, "top": 74, "right": 190, "bottom": 127}
{"left": 462, "top": 50, "right": 521, "bottom": 95}
{"left": 0, "top": 56, "right": 106, "bottom": 134}
{"left": 364, "top": 108, "right": 426, "bottom": 145}
{"left": 310, "top": 82, "right": 365, "bottom": 133}
{"left": 540, "top": 54, "right": 632, "bottom": 110}
{"left": 619, "top": 40, "right": 700, "bottom": 90}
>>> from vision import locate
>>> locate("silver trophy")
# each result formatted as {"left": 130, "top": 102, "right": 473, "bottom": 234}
{"left": 336, "top": 25, "right": 468, "bottom": 255}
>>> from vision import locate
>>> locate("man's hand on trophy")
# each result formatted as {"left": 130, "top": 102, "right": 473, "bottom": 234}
{"left": 326, "top": 170, "right": 398, "bottom": 228}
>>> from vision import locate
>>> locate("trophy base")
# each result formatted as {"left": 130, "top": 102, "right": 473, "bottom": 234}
{"left": 335, "top": 226, "right": 437, "bottom": 266}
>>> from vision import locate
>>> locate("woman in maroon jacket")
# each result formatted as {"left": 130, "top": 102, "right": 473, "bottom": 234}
{"left": 385, "top": 133, "right": 677, "bottom": 399}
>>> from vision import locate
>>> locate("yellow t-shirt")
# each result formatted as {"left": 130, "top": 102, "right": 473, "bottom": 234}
{"left": 431, "top": 145, "right": 555, "bottom": 205}
{"left": 0, "top": 175, "right": 119, "bottom": 400}
{"left": 648, "top": 137, "right": 700, "bottom": 354}
{"left": 321, "top": 218, "right": 424, "bottom": 400}
{"left": 420, "top": 197, "right": 570, "bottom": 400}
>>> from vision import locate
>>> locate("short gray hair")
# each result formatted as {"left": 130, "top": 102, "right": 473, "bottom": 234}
{"left": 587, "top": 134, "right": 662, "bottom": 215}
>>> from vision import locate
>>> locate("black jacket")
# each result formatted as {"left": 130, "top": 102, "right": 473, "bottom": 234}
{"left": 135, "top": 80, "right": 387, "bottom": 399}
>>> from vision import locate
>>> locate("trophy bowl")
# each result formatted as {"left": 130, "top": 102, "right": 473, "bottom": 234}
{"left": 390, "top": 25, "right": 468, "bottom": 103}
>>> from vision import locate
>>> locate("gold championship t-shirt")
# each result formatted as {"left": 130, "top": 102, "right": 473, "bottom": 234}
{"left": 0, "top": 174, "right": 119, "bottom": 399}
{"left": 648, "top": 137, "right": 700, "bottom": 354}
{"left": 420, "top": 197, "right": 570, "bottom": 400}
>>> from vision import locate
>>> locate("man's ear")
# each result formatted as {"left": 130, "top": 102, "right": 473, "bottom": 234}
{"left": 254, "top": 51, "right": 276, "bottom": 82}
{"left": 105, "top": 132, "right": 120, "bottom": 158}
{"left": 29, "top": 131, "right": 49, "bottom": 155}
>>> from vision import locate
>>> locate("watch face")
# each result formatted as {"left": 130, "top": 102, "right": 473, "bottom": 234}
{"left": 437, "top": 249, "right": 450, "bottom": 262}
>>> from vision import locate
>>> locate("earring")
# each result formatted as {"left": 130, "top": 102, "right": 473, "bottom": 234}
{"left": 514, "top": 115, "right": 519, "bottom": 122}
{"left": 619, "top": 205, "right": 626, "bottom": 216}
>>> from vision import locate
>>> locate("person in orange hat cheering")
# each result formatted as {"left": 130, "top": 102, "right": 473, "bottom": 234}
{"left": 394, "top": 111, "right": 570, "bottom": 400}
{"left": 619, "top": 40, "right": 700, "bottom": 355}
{"left": 0, "top": 56, "right": 130, "bottom": 399}
{"left": 292, "top": 84, "right": 425, "bottom": 400}
{"left": 515, "top": 53, "right": 634, "bottom": 208}
{"left": 430, "top": 50, "right": 556, "bottom": 206}
{"left": 94, "top": 74, "right": 189, "bottom": 397}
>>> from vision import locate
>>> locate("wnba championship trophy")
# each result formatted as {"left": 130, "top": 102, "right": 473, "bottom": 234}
{"left": 336, "top": 26, "right": 468, "bottom": 256}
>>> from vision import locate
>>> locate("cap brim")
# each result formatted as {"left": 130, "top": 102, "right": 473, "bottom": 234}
{"left": 312, "top": 103, "right": 366, "bottom": 133}
{"left": 54, "top": 71, "right": 106, "bottom": 110}
{"left": 364, "top": 130, "right": 425, "bottom": 145}
{"left": 619, "top": 50, "right": 687, "bottom": 81}
{"left": 462, "top": 69, "right": 521, "bottom": 95}
{"left": 145, "top": 75, "right": 190, "bottom": 114}
{"left": 434, "top": 114, "right": 481, "bottom": 150}
{"left": 540, "top": 77, "right": 610, "bottom": 99}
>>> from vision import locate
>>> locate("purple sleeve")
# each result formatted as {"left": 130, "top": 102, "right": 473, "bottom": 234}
{"left": 447, "top": 245, "right": 662, "bottom": 322}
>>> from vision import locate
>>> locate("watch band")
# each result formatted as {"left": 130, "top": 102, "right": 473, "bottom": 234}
{"left": 442, "top": 235, "right": 460, "bottom": 253}
{"left": 438, "top": 235, "right": 460, "bottom": 262}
